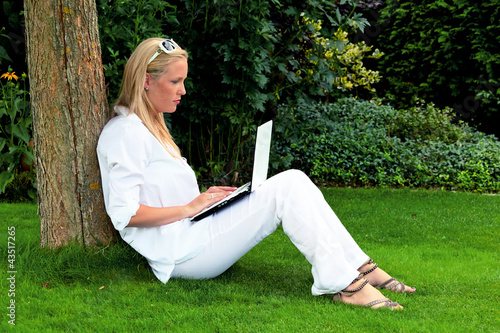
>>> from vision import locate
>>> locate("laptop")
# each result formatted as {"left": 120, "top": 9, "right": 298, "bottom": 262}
{"left": 191, "top": 120, "right": 273, "bottom": 221}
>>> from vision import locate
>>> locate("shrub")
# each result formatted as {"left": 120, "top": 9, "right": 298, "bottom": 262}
{"left": 369, "top": 0, "right": 500, "bottom": 128}
{"left": 299, "top": 18, "right": 384, "bottom": 96}
{"left": 271, "top": 98, "right": 500, "bottom": 192}
{"left": 388, "top": 98, "right": 468, "bottom": 144}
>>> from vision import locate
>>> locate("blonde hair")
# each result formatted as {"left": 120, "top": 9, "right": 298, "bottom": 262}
{"left": 114, "top": 38, "right": 188, "bottom": 157}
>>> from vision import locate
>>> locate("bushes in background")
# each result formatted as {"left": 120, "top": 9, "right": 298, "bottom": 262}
{"left": 368, "top": 0, "right": 500, "bottom": 133}
{"left": 272, "top": 98, "right": 500, "bottom": 192}
{"left": 1, "top": 1, "right": 499, "bottom": 199}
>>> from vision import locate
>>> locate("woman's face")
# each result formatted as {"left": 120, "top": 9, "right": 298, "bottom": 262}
{"left": 145, "top": 58, "right": 188, "bottom": 114}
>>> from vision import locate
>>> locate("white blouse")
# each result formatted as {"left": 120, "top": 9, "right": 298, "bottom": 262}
{"left": 97, "top": 106, "right": 212, "bottom": 283}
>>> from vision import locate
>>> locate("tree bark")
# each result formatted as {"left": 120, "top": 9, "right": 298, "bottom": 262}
{"left": 24, "top": 0, "right": 115, "bottom": 247}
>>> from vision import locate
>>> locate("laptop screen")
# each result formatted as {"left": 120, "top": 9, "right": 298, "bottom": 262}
{"left": 251, "top": 120, "right": 272, "bottom": 191}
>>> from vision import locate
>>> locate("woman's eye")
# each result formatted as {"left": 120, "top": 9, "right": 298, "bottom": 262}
{"left": 171, "top": 80, "right": 179, "bottom": 84}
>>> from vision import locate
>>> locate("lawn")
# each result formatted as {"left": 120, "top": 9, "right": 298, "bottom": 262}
{"left": 1, "top": 187, "right": 499, "bottom": 332}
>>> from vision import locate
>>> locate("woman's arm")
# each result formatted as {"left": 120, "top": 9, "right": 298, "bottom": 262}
{"left": 127, "top": 186, "right": 236, "bottom": 227}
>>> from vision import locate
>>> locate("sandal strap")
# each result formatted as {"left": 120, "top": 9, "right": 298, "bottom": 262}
{"left": 377, "top": 277, "right": 406, "bottom": 293}
{"left": 359, "top": 261, "right": 378, "bottom": 276}
{"left": 340, "top": 278, "right": 370, "bottom": 296}
{"left": 333, "top": 278, "right": 401, "bottom": 310}
{"left": 365, "top": 298, "right": 400, "bottom": 309}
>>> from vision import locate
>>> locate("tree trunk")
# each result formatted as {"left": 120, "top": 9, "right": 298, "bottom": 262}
{"left": 24, "top": 0, "right": 115, "bottom": 247}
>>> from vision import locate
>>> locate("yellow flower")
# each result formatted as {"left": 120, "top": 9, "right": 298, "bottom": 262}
{"left": 1, "top": 72, "right": 19, "bottom": 81}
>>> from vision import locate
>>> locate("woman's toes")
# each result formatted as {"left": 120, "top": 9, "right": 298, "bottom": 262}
{"left": 405, "top": 285, "right": 416, "bottom": 293}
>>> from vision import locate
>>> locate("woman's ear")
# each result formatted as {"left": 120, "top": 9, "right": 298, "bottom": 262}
{"left": 144, "top": 73, "right": 151, "bottom": 90}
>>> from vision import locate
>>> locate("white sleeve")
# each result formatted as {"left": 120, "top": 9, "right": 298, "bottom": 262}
{"left": 97, "top": 122, "right": 152, "bottom": 231}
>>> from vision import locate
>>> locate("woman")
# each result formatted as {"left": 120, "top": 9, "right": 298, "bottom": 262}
{"left": 97, "top": 38, "right": 415, "bottom": 310}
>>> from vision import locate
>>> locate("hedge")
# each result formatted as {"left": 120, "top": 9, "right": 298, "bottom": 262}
{"left": 271, "top": 98, "right": 500, "bottom": 192}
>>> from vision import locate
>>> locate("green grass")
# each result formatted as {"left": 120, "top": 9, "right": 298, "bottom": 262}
{"left": 1, "top": 188, "right": 499, "bottom": 332}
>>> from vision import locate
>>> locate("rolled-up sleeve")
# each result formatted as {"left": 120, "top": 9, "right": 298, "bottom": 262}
{"left": 97, "top": 119, "right": 152, "bottom": 230}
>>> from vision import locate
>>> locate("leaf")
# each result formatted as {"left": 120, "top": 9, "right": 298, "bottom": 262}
{"left": 254, "top": 73, "right": 268, "bottom": 88}
{"left": 276, "top": 62, "right": 287, "bottom": 74}
{"left": 0, "top": 171, "right": 15, "bottom": 194}
{"left": 435, "top": 1, "right": 451, "bottom": 9}
{"left": 335, "top": 8, "right": 342, "bottom": 25}
{"left": 11, "top": 124, "right": 31, "bottom": 145}
{"left": 0, "top": 45, "right": 12, "bottom": 62}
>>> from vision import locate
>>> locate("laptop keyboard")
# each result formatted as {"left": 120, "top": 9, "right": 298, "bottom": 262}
{"left": 226, "top": 182, "right": 250, "bottom": 199}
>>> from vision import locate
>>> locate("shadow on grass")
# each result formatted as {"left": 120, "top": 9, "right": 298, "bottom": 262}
{"left": 16, "top": 235, "right": 318, "bottom": 301}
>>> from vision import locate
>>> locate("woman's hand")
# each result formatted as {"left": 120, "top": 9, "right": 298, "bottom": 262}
{"left": 185, "top": 186, "right": 237, "bottom": 218}
{"left": 127, "top": 186, "right": 237, "bottom": 227}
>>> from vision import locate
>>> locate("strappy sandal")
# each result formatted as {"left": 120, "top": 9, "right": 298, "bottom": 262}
{"left": 359, "top": 259, "right": 415, "bottom": 293}
{"left": 333, "top": 277, "right": 401, "bottom": 310}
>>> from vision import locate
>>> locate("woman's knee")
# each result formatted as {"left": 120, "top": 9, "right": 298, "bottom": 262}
{"left": 280, "top": 169, "right": 307, "bottom": 178}
{"left": 280, "top": 169, "right": 312, "bottom": 184}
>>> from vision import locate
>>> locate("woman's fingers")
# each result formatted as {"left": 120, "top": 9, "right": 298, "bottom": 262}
{"left": 205, "top": 187, "right": 236, "bottom": 201}
{"left": 206, "top": 186, "right": 237, "bottom": 194}
{"left": 187, "top": 187, "right": 238, "bottom": 217}
{"left": 187, "top": 193, "right": 219, "bottom": 217}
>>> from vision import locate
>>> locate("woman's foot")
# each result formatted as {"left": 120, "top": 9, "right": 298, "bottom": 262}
{"left": 358, "top": 259, "right": 416, "bottom": 293}
{"left": 334, "top": 278, "right": 403, "bottom": 310}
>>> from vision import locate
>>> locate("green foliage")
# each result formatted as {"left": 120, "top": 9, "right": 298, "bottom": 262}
{"left": 300, "top": 18, "right": 384, "bottom": 96}
{"left": 272, "top": 98, "right": 500, "bottom": 192}
{"left": 372, "top": 0, "right": 500, "bottom": 120}
{"left": 0, "top": 68, "right": 35, "bottom": 200}
{"left": 3, "top": 0, "right": 496, "bottom": 198}
{"left": 388, "top": 98, "right": 467, "bottom": 144}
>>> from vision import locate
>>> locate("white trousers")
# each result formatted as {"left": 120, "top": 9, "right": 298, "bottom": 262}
{"left": 171, "top": 170, "right": 369, "bottom": 295}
